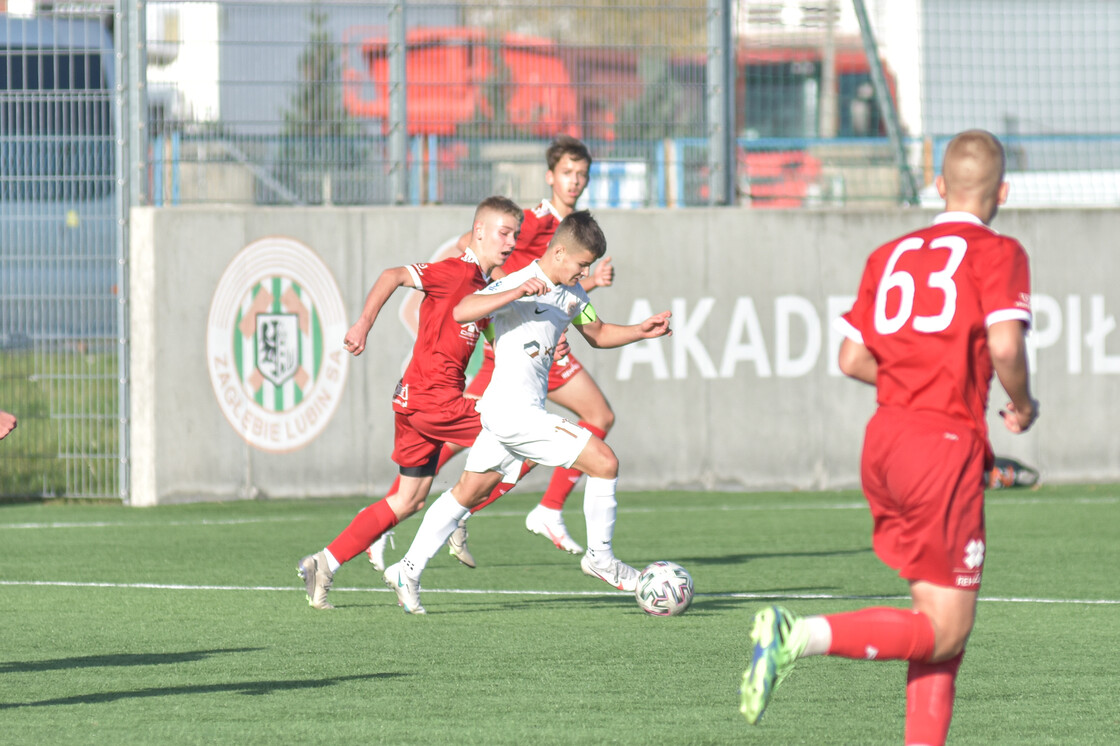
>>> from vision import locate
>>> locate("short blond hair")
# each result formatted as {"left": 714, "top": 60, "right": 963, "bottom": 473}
{"left": 942, "top": 129, "right": 1005, "bottom": 200}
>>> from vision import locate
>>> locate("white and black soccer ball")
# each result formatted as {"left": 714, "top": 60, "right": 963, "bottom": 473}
{"left": 635, "top": 561, "right": 694, "bottom": 616}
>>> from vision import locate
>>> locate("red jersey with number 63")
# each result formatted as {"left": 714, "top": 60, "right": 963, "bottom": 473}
{"left": 392, "top": 249, "right": 489, "bottom": 411}
{"left": 837, "top": 212, "right": 1031, "bottom": 444}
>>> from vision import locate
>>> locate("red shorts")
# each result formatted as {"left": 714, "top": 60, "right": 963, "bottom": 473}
{"left": 391, "top": 395, "right": 481, "bottom": 469}
{"left": 860, "top": 406, "right": 988, "bottom": 590}
{"left": 464, "top": 342, "right": 584, "bottom": 398}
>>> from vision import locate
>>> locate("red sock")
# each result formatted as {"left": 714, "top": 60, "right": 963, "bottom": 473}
{"left": 905, "top": 652, "right": 963, "bottom": 746}
{"left": 326, "top": 499, "right": 400, "bottom": 564}
{"left": 470, "top": 461, "right": 534, "bottom": 513}
{"left": 384, "top": 444, "right": 457, "bottom": 497}
{"left": 824, "top": 608, "right": 935, "bottom": 661}
{"left": 540, "top": 421, "right": 606, "bottom": 510}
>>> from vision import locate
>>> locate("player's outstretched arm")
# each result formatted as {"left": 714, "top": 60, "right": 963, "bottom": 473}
{"left": 576, "top": 310, "right": 672, "bottom": 349}
{"left": 989, "top": 319, "right": 1038, "bottom": 433}
{"left": 343, "top": 266, "right": 416, "bottom": 357}
{"left": 453, "top": 278, "right": 548, "bottom": 324}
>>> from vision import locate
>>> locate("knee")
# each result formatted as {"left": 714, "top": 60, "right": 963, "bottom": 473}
{"left": 598, "top": 453, "right": 619, "bottom": 480}
{"left": 578, "top": 402, "right": 614, "bottom": 432}
{"left": 929, "top": 621, "right": 973, "bottom": 662}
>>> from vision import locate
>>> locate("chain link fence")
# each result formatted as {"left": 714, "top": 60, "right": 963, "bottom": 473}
{"left": 4, "top": 0, "right": 1120, "bottom": 497}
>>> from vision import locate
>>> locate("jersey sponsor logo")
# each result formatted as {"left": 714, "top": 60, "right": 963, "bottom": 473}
{"left": 963, "top": 538, "right": 985, "bottom": 569}
{"left": 955, "top": 573, "right": 981, "bottom": 588}
{"left": 207, "top": 236, "right": 348, "bottom": 453}
{"left": 534, "top": 307, "right": 548, "bottom": 314}
{"left": 458, "top": 323, "right": 481, "bottom": 345}
{"left": 393, "top": 381, "right": 409, "bottom": 408}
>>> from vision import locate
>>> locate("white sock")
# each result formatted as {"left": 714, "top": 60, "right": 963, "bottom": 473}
{"left": 583, "top": 476, "right": 618, "bottom": 561}
{"left": 801, "top": 616, "right": 832, "bottom": 657}
{"left": 322, "top": 548, "right": 341, "bottom": 574}
{"left": 532, "top": 505, "right": 562, "bottom": 521}
{"left": 400, "top": 491, "right": 469, "bottom": 580}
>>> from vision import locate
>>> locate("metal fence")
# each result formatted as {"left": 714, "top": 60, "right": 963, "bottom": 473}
{"left": 4, "top": 0, "right": 1120, "bottom": 498}
{"left": 1, "top": 8, "right": 127, "bottom": 498}
{"left": 139, "top": 0, "right": 917, "bottom": 210}
{"left": 136, "top": 0, "right": 1120, "bottom": 211}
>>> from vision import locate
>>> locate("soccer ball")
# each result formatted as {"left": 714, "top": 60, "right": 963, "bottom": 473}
{"left": 635, "top": 561, "right": 694, "bottom": 616}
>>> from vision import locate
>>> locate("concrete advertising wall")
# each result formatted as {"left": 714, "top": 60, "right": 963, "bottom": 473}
{"left": 130, "top": 206, "right": 1120, "bottom": 505}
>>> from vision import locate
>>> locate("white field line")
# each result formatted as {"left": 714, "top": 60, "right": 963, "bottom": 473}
{"left": 0, "top": 579, "right": 1116, "bottom": 606}
{"left": 0, "top": 494, "right": 1115, "bottom": 531}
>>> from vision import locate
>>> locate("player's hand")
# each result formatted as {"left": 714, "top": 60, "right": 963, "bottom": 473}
{"left": 1000, "top": 399, "right": 1039, "bottom": 434}
{"left": 343, "top": 319, "right": 372, "bottom": 357}
{"left": 591, "top": 256, "right": 614, "bottom": 288}
{"left": 518, "top": 277, "right": 548, "bottom": 297}
{"left": 640, "top": 310, "right": 673, "bottom": 339}
{"left": 555, "top": 331, "right": 571, "bottom": 359}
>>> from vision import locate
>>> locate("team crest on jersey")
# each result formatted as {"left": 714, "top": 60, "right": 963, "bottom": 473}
{"left": 459, "top": 322, "right": 481, "bottom": 345}
{"left": 207, "top": 237, "right": 348, "bottom": 453}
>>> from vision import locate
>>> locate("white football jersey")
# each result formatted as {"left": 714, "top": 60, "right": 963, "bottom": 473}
{"left": 474, "top": 261, "right": 595, "bottom": 424}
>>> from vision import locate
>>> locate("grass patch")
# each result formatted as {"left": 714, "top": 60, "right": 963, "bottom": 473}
{"left": 0, "top": 485, "right": 1116, "bottom": 744}
{"left": 0, "top": 347, "right": 120, "bottom": 497}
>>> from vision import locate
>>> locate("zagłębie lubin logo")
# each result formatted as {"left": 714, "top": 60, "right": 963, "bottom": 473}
{"left": 206, "top": 237, "right": 348, "bottom": 452}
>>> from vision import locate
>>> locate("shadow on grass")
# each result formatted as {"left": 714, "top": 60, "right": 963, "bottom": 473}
{"left": 0, "top": 648, "right": 265, "bottom": 674}
{"left": 673, "top": 547, "right": 872, "bottom": 567}
{"left": 0, "top": 672, "right": 409, "bottom": 709}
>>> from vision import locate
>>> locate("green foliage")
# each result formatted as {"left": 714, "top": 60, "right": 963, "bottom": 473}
{"left": 613, "top": 55, "right": 707, "bottom": 140}
{"left": 276, "top": 9, "right": 368, "bottom": 204}
{"left": 0, "top": 486, "right": 1117, "bottom": 743}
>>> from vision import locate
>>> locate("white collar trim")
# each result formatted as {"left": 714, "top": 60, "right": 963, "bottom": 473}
{"left": 933, "top": 211, "right": 987, "bottom": 228}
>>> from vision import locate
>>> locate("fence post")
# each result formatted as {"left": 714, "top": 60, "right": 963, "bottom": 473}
{"left": 851, "top": 0, "right": 918, "bottom": 205}
{"left": 706, "top": 0, "right": 735, "bottom": 206}
{"left": 121, "top": 0, "right": 147, "bottom": 501}
{"left": 388, "top": 0, "right": 408, "bottom": 204}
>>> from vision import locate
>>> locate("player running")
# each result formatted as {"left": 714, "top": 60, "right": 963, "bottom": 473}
{"left": 738, "top": 130, "right": 1038, "bottom": 745}
{"left": 367, "top": 135, "right": 617, "bottom": 570}
{"left": 296, "top": 196, "right": 522, "bottom": 609}
{"left": 382, "top": 210, "right": 671, "bottom": 614}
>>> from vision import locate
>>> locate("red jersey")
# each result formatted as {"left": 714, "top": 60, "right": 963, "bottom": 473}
{"left": 503, "top": 199, "right": 562, "bottom": 273}
{"left": 839, "top": 212, "right": 1031, "bottom": 445}
{"left": 392, "top": 249, "right": 489, "bottom": 411}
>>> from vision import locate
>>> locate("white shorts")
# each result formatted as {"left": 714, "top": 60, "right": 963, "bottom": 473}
{"left": 464, "top": 409, "right": 593, "bottom": 482}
